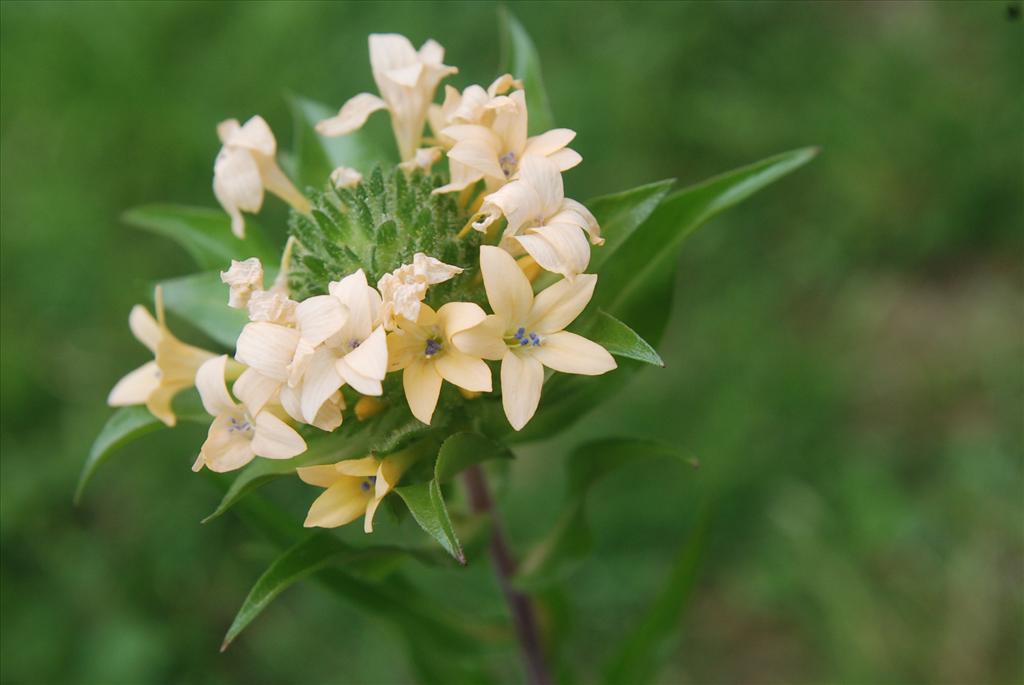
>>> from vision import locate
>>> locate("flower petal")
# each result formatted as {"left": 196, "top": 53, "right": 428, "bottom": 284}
{"left": 548, "top": 147, "right": 583, "bottom": 172}
{"left": 336, "top": 456, "right": 381, "bottom": 477}
{"left": 145, "top": 383, "right": 185, "bottom": 428}
{"left": 297, "top": 464, "right": 341, "bottom": 488}
{"left": 300, "top": 348, "right": 343, "bottom": 424}
{"left": 107, "top": 361, "right": 161, "bottom": 407}
{"left": 523, "top": 128, "right": 576, "bottom": 157}
{"left": 528, "top": 273, "right": 597, "bottom": 334}
{"left": 482, "top": 178, "right": 542, "bottom": 234}
{"left": 252, "top": 411, "right": 307, "bottom": 459}
{"left": 231, "top": 115, "right": 276, "bottom": 156}
{"left": 328, "top": 269, "right": 379, "bottom": 342}
{"left": 235, "top": 322, "right": 299, "bottom": 382}
{"left": 232, "top": 368, "right": 280, "bottom": 415}
{"left": 315, "top": 92, "right": 388, "bottom": 137}
{"left": 128, "top": 305, "right": 161, "bottom": 352}
{"left": 513, "top": 223, "right": 591, "bottom": 281}
{"left": 213, "top": 146, "right": 263, "bottom": 238}
{"left": 295, "top": 295, "right": 348, "bottom": 347}
{"left": 516, "top": 154, "right": 564, "bottom": 218}
{"left": 500, "top": 351, "right": 544, "bottom": 431}
{"left": 532, "top": 331, "right": 617, "bottom": 375}
{"left": 437, "top": 301, "right": 487, "bottom": 337}
{"left": 343, "top": 325, "right": 388, "bottom": 381}
{"left": 303, "top": 480, "right": 371, "bottom": 528}
{"left": 479, "top": 245, "right": 533, "bottom": 325}
{"left": 337, "top": 357, "right": 383, "bottom": 397}
{"left": 195, "top": 355, "right": 236, "bottom": 416}
{"left": 447, "top": 138, "right": 505, "bottom": 180}
{"left": 403, "top": 360, "right": 443, "bottom": 425}
{"left": 435, "top": 350, "right": 492, "bottom": 392}
{"left": 452, "top": 315, "right": 507, "bottom": 361}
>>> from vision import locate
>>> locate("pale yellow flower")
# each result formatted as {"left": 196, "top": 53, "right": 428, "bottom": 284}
{"left": 316, "top": 34, "right": 457, "bottom": 162}
{"left": 398, "top": 146, "right": 442, "bottom": 173}
{"left": 213, "top": 116, "right": 311, "bottom": 238}
{"left": 288, "top": 269, "right": 389, "bottom": 423}
{"left": 427, "top": 74, "right": 521, "bottom": 148}
{"left": 192, "top": 355, "right": 306, "bottom": 473}
{"left": 453, "top": 246, "right": 616, "bottom": 431}
{"left": 387, "top": 302, "right": 491, "bottom": 425}
{"left": 108, "top": 286, "right": 217, "bottom": 427}
{"left": 473, "top": 155, "right": 603, "bottom": 280}
{"left": 434, "top": 90, "right": 581, "bottom": 195}
{"left": 329, "top": 166, "right": 363, "bottom": 189}
{"left": 221, "top": 258, "right": 264, "bottom": 309}
{"left": 297, "top": 450, "right": 417, "bottom": 533}
{"left": 377, "top": 253, "right": 463, "bottom": 331}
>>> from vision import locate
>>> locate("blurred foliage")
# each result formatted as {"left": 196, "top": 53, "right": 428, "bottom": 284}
{"left": 1, "top": 1, "right": 1021, "bottom": 684}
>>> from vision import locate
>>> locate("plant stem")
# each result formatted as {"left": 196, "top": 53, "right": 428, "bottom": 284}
{"left": 463, "top": 464, "right": 551, "bottom": 685}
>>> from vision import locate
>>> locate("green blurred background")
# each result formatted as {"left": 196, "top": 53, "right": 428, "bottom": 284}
{"left": 2, "top": 1, "right": 1021, "bottom": 683}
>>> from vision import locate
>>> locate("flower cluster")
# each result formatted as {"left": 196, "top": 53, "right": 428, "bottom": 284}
{"left": 109, "top": 33, "right": 617, "bottom": 533}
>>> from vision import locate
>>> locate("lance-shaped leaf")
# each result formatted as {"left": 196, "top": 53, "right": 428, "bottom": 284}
{"left": 75, "top": 395, "right": 208, "bottom": 503}
{"left": 221, "top": 532, "right": 353, "bottom": 651}
{"left": 434, "top": 432, "right": 514, "bottom": 483}
{"left": 587, "top": 179, "right": 675, "bottom": 274}
{"left": 602, "top": 505, "right": 712, "bottom": 685}
{"left": 221, "top": 531, "right": 480, "bottom": 653}
{"left": 498, "top": 7, "right": 554, "bottom": 134}
{"left": 395, "top": 481, "right": 465, "bottom": 564}
{"left": 589, "top": 310, "right": 664, "bottom": 367}
{"left": 509, "top": 147, "right": 818, "bottom": 444}
{"left": 287, "top": 93, "right": 397, "bottom": 188}
{"left": 124, "top": 204, "right": 278, "bottom": 271}
{"left": 514, "top": 438, "right": 698, "bottom": 591}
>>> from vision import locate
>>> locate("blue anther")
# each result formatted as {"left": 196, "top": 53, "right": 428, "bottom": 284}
{"left": 424, "top": 339, "right": 442, "bottom": 357}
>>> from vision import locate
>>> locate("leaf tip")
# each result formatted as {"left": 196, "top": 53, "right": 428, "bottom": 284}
{"left": 219, "top": 637, "right": 232, "bottom": 653}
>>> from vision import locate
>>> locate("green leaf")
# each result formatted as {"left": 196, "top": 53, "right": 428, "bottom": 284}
{"left": 596, "top": 147, "right": 820, "bottom": 325}
{"left": 590, "top": 310, "right": 664, "bottom": 367}
{"left": 511, "top": 148, "right": 818, "bottom": 444}
{"left": 602, "top": 506, "right": 712, "bottom": 685}
{"left": 287, "top": 93, "right": 397, "bottom": 186}
{"left": 75, "top": 397, "right": 207, "bottom": 503}
{"left": 395, "top": 481, "right": 465, "bottom": 564}
{"left": 514, "top": 438, "right": 697, "bottom": 590}
{"left": 158, "top": 271, "right": 248, "bottom": 348}
{"left": 588, "top": 179, "right": 676, "bottom": 275}
{"left": 221, "top": 532, "right": 351, "bottom": 651}
{"left": 498, "top": 7, "right": 554, "bottom": 134}
{"left": 434, "top": 432, "right": 513, "bottom": 483}
{"left": 203, "top": 428, "right": 373, "bottom": 523}
{"left": 123, "top": 204, "right": 277, "bottom": 271}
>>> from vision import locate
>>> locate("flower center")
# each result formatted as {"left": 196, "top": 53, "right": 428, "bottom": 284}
{"left": 360, "top": 476, "right": 377, "bottom": 492}
{"left": 227, "top": 415, "right": 254, "bottom": 435}
{"left": 424, "top": 338, "right": 443, "bottom": 358}
{"left": 508, "top": 326, "right": 542, "bottom": 348}
{"left": 348, "top": 338, "right": 361, "bottom": 351}
{"left": 499, "top": 151, "right": 517, "bottom": 178}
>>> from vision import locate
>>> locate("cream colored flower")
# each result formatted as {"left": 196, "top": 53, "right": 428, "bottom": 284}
{"left": 330, "top": 166, "right": 363, "bottom": 189}
{"left": 213, "top": 116, "right": 311, "bottom": 238}
{"left": 434, "top": 90, "right": 581, "bottom": 194}
{"left": 192, "top": 355, "right": 306, "bottom": 473}
{"left": 221, "top": 258, "right": 264, "bottom": 309}
{"left": 297, "top": 450, "right": 417, "bottom": 532}
{"left": 427, "top": 74, "right": 521, "bottom": 148}
{"left": 387, "top": 302, "right": 491, "bottom": 424}
{"left": 108, "top": 286, "right": 217, "bottom": 427}
{"left": 453, "top": 246, "right": 616, "bottom": 431}
{"left": 316, "top": 34, "right": 457, "bottom": 162}
{"left": 288, "top": 269, "right": 389, "bottom": 423}
{"left": 473, "top": 155, "right": 602, "bottom": 280}
{"left": 377, "top": 253, "right": 463, "bottom": 331}
{"left": 398, "top": 146, "right": 442, "bottom": 173}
